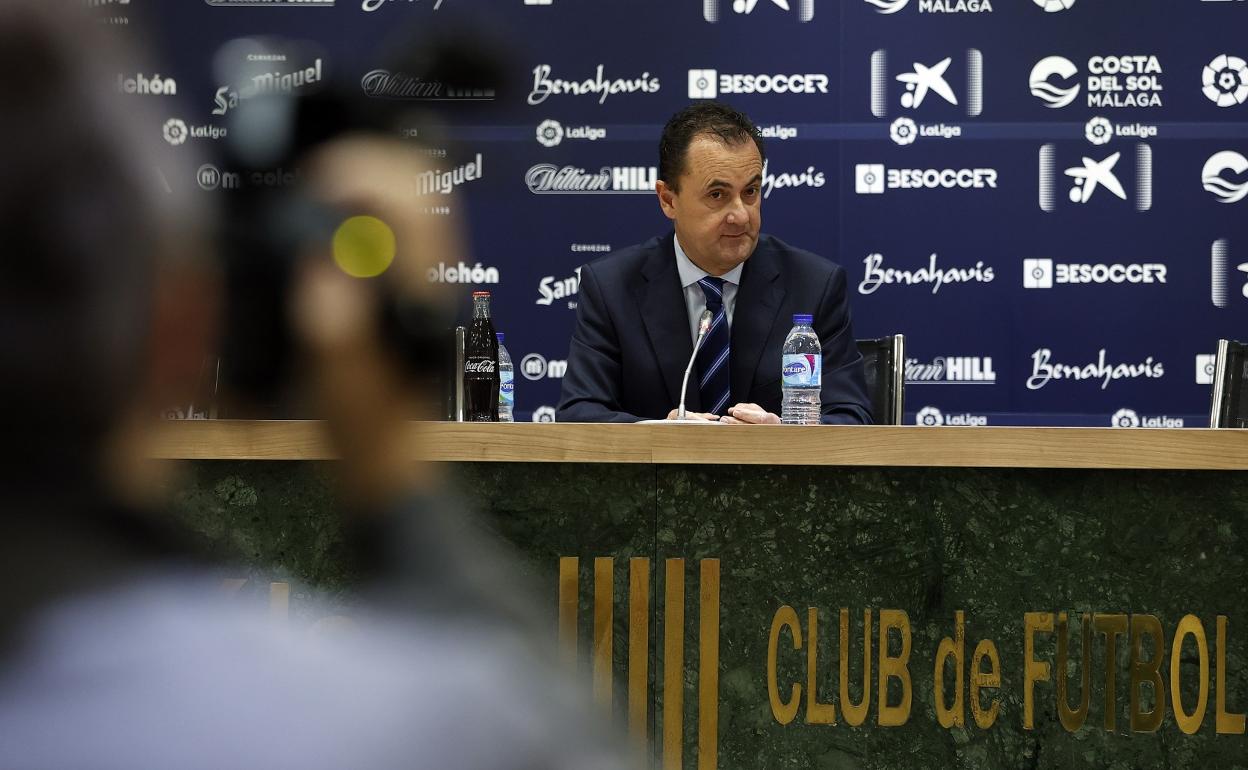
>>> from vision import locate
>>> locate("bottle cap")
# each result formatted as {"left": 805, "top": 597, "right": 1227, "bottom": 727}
{"left": 496, "top": 332, "right": 505, "bottom": 342}
{"left": 793, "top": 314, "right": 813, "bottom": 325}
{"left": 472, "top": 290, "right": 491, "bottom": 298}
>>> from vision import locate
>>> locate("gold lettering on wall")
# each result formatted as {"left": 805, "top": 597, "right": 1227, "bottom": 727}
{"left": 877, "top": 609, "right": 912, "bottom": 727}
{"left": 1129, "top": 614, "right": 1165, "bottom": 733}
{"left": 805, "top": 608, "right": 836, "bottom": 725}
{"left": 1170, "top": 614, "right": 1209, "bottom": 735}
{"left": 558, "top": 557, "right": 578, "bottom": 670}
{"left": 594, "top": 557, "right": 614, "bottom": 708}
{"left": 699, "top": 560, "right": 720, "bottom": 770}
{"left": 1056, "top": 612, "right": 1091, "bottom": 732}
{"left": 1217, "top": 616, "right": 1246, "bottom": 735}
{"left": 629, "top": 558, "right": 650, "bottom": 748}
{"left": 1024, "top": 612, "right": 1054, "bottom": 729}
{"left": 969, "top": 639, "right": 1001, "bottom": 729}
{"left": 840, "top": 608, "right": 872, "bottom": 727}
{"left": 767, "top": 605, "right": 802, "bottom": 726}
{"left": 664, "top": 559, "right": 685, "bottom": 770}
{"left": 1094, "top": 613, "right": 1128, "bottom": 731}
{"left": 934, "top": 611, "right": 965, "bottom": 729}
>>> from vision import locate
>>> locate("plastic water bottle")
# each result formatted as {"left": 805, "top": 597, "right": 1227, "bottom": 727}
{"left": 497, "top": 332, "right": 514, "bottom": 422}
{"left": 781, "top": 314, "right": 822, "bottom": 425}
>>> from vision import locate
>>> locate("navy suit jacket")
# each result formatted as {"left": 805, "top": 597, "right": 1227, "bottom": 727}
{"left": 557, "top": 233, "right": 872, "bottom": 424}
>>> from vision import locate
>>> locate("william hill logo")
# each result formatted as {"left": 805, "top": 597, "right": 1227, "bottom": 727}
{"left": 906, "top": 356, "right": 996, "bottom": 384}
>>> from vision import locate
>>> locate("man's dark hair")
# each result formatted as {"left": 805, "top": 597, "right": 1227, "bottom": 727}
{"left": 658, "top": 102, "right": 765, "bottom": 192}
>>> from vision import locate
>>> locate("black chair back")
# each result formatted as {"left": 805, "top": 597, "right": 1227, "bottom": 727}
{"left": 856, "top": 335, "right": 905, "bottom": 425}
{"left": 1210, "top": 339, "right": 1248, "bottom": 428}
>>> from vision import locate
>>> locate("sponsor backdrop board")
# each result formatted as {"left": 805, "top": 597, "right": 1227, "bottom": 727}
{"left": 121, "top": 0, "right": 1248, "bottom": 427}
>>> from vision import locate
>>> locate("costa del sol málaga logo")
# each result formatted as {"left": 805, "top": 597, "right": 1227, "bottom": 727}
{"left": 1033, "top": 0, "right": 1074, "bottom": 10}
{"left": 1202, "top": 151, "right": 1248, "bottom": 204}
{"left": 1029, "top": 56, "right": 1080, "bottom": 108}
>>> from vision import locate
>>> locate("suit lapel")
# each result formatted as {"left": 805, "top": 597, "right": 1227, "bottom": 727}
{"left": 730, "top": 237, "right": 784, "bottom": 402}
{"left": 639, "top": 233, "right": 699, "bottom": 410}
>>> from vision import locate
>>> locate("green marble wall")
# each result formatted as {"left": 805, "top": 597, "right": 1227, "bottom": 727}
{"left": 170, "top": 461, "right": 1248, "bottom": 769}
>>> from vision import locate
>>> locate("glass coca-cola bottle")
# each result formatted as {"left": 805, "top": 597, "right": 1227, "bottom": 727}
{"left": 463, "top": 290, "right": 500, "bottom": 421}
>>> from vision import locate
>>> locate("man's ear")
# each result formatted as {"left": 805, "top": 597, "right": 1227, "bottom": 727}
{"left": 656, "top": 180, "right": 678, "bottom": 221}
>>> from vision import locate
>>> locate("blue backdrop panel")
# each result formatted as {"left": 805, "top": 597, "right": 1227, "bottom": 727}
{"left": 122, "top": 0, "right": 1248, "bottom": 426}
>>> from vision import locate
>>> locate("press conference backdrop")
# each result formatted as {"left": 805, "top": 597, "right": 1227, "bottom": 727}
{"left": 112, "top": 0, "right": 1248, "bottom": 427}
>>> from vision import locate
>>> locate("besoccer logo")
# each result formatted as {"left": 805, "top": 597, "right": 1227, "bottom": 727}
{"left": 1203, "top": 55, "right": 1248, "bottom": 107}
{"left": 1202, "top": 151, "right": 1248, "bottom": 204}
{"left": 1111, "top": 408, "right": 1141, "bottom": 428}
{"left": 688, "top": 69, "right": 717, "bottom": 98}
{"left": 1029, "top": 56, "right": 1080, "bottom": 108}
{"left": 890, "top": 117, "right": 918, "bottom": 145}
{"left": 1197, "top": 354, "right": 1217, "bottom": 386}
{"left": 162, "top": 118, "right": 188, "bottom": 146}
{"left": 856, "top": 164, "right": 885, "bottom": 193}
{"left": 1023, "top": 258, "right": 1053, "bottom": 289}
{"left": 536, "top": 119, "right": 564, "bottom": 147}
{"left": 916, "top": 406, "right": 943, "bottom": 426}
{"left": 1033, "top": 0, "right": 1074, "bottom": 11}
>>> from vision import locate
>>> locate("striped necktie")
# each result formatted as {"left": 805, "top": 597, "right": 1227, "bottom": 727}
{"left": 696, "top": 277, "right": 731, "bottom": 416}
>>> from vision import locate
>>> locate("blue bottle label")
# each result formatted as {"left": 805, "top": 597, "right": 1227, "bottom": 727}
{"left": 782, "top": 354, "right": 821, "bottom": 387}
{"left": 500, "top": 371, "right": 515, "bottom": 406}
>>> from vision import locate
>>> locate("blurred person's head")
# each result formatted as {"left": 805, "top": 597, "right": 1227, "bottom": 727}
{"left": 288, "top": 134, "right": 463, "bottom": 505}
{"left": 0, "top": 1, "right": 215, "bottom": 496}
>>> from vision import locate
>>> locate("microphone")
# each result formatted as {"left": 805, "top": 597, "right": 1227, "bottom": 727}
{"left": 677, "top": 309, "right": 715, "bottom": 420}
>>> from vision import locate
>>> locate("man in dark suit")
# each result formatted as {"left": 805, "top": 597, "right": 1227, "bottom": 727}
{"left": 557, "top": 102, "right": 872, "bottom": 425}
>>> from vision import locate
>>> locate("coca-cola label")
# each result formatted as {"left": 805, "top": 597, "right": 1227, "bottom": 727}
{"left": 465, "top": 359, "right": 497, "bottom": 374}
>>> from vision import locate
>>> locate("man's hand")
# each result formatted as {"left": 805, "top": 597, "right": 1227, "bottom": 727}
{"left": 666, "top": 409, "right": 720, "bottom": 422}
{"left": 721, "top": 403, "right": 782, "bottom": 425}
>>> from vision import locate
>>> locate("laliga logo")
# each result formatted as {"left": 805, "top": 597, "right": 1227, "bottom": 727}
{"left": 1202, "top": 151, "right": 1248, "bottom": 204}
{"left": 536, "top": 120, "right": 564, "bottom": 147}
{"left": 163, "top": 118, "right": 188, "bottom": 146}
{"left": 1111, "top": 408, "right": 1184, "bottom": 429}
{"left": 1033, "top": 0, "right": 1074, "bottom": 10}
{"left": 1111, "top": 408, "right": 1141, "bottom": 428}
{"left": 1203, "top": 54, "right": 1248, "bottom": 107}
{"left": 1085, "top": 116, "right": 1113, "bottom": 145}
{"left": 531, "top": 406, "right": 557, "bottom": 423}
{"left": 890, "top": 117, "right": 917, "bottom": 145}
{"left": 916, "top": 406, "right": 943, "bottom": 426}
{"left": 1029, "top": 56, "right": 1080, "bottom": 108}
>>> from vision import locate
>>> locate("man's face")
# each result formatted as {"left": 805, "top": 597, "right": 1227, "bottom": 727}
{"left": 657, "top": 134, "right": 762, "bottom": 276}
